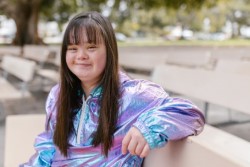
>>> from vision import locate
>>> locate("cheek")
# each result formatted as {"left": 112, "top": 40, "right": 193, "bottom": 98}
{"left": 100, "top": 54, "right": 107, "bottom": 71}
{"left": 65, "top": 54, "right": 72, "bottom": 66}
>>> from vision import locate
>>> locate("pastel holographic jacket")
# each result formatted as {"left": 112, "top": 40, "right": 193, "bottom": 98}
{"left": 21, "top": 71, "right": 205, "bottom": 167}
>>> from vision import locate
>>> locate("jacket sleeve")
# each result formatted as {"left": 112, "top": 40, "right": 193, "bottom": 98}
{"left": 132, "top": 81, "right": 205, "bottom": 149}
{"left": 20, "top": 85, "right": 58, "bottom": 167}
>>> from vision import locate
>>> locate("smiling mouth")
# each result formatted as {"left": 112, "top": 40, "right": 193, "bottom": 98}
{"left": 74, "top": 63, "right": 92, "bottom": 69}
{"left": 75, "top": 63, "right": 91, "bottom": 66}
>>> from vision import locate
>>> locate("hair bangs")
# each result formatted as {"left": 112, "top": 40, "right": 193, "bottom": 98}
{"left": 67, "top": 19, "right": 103, "bottom": 45}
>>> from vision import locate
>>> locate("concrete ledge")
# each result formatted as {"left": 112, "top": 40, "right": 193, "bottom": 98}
{"left": 143, "top": 125, "right": 250, "bottom": 167}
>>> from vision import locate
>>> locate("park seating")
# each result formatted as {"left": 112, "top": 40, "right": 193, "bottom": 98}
{"left": 23, "top": 45, "right": 61, "bottom": 91}
{"left": 23, "top": 45, "right": 50, "bottom": 68}
{"left": 1, "top": 55, "right": 36, "bottom": 83}
{"left": 36, "top": 69, "right": 59, "bottom": 83}
{"left": 119, "top": 52, "right": 166, "bottom": 80}
{"left": 36, "top": 67, "right": 59, "bottom": 92}
{"left": 118, "top": 47, "right": 167, "bottom": 80}
{"left": 165, "top": 50, "right": 213, "bottom": 69}
{"left": 4, "top": 114, "right": 46, "bottom": 167}
{"left": 4, "top": 114, "right": 250, "bottom": 167}
{"left": 241, "top": 55, "right": 250, "bottom": 61}
{"left": 0, "top": 55, "right": 36, "bottom": 120}
{"left": 126, "top": 72, "right": 151, "bottom": 80}
{"left": 211, "top": 47, "right": 246, "bottom": 61}
{"left": 151, "top": 65, "right": 250, "bottom": 119}
{"left": 47, "top": 45, "right": 61, "bottom": 67}
{"left": 118, "top": 46, "right": 168, "bottom": 72}
{"left": 143, "top": 124, "right": 250, "bottom": 167}
{"left": 119, "top": 52, "right": 167, "bottom": 72}
{"left": 215, "top": 59, "right": 250, "bottom": 75}
{"left": 118, "top": 47, "right": 214, "bottom": 80}
{"left": 35, "top": 45, "right": 60, "bottom": 87}
{"left": 0, "top": 46, "right": 21, "bottom": 59}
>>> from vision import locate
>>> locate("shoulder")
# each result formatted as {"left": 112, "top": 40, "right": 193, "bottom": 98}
{"left": 118, "top": 72, "right": 170, "bottom": 115}
{"left": 46, "top": 84, "right": 59, "bottom": 103}
{"left": 48, "top": 84, "right": 60, "bottom": 98}
{"left": 46, "top": 84, "right": 60, "bottom": 115}
{"left": 119, "top": 72, "right": 168, "bottom": 100}
{"left": 43, "top": 84, "right": 60, "bottom": 130}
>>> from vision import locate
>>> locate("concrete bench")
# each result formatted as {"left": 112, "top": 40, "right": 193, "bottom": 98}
{"left": 165, "top": 50, "right": 213, "bottom": 69}
{"left": 1, "top": 55, "right": 36, "bottom": 83}
{"left": 118, "top": 47, "right": 213, "bottom": 80}
{"left": 4, "top": 114, "right": 46, "bottom": 167}
{"left": 118, "top": 48, "right": 167, "bottom": 80}
{"left": 119, "top": 53, "right": 166, "bottom": 80}
{"left": 0, "top": 55, "right": 36, "bottom": 119}
{"left": 119, "top": 52, "right": 167, "bottom": 72}
{"left": 48, "top": 45, "right": 61, "bottom": 67}
{"left": 0, "top": 78, "right": 31, "bottom": 100}
{"left": 118, "top": 46, "right": 168, "bottom": 72}
{"left": 215, "top": 59, "right": 250, "bottom": 75}
{"left": 211, "top": 47, "right": 246, "bottom": 61}
{"left": 241, "top": 55, "right": 250, "bottom": 61}
{"left": 35, "top": 45, "right": 60, "bottom": 89}
{"left": 4, "top": 114, "right": 250, "bottom": 167}
{"left": 126, "top": 72, "right": 151, "bottom": 80}
{"left": 0, "top": 46, "right": 21, "bottom": 58}
{"left": 36, "top": 69, "right": 59, "bottom": 83}
{"left": 143, "top": 124, "right": 250, "bottom": 167}
{"left": 23, "top": 45, "right": 50, "bottom": 68}
{"left": 151, "top": 65, "right": 250, "bottom": 119}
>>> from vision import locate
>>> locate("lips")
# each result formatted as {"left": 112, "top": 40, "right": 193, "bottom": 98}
{"left": 75, "top": 63, "right": 91, "bottom": 66}
{"left": 75, "top": 64, "right": 92, "bottom": 70}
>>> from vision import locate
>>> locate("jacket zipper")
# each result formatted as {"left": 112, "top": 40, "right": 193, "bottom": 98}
{"left": 76, "top": 96, "right": 89, "bottom": 145}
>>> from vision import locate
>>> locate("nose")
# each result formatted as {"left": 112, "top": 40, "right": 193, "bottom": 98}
{"left": 76, "top": 48, "right": 89, "bottom": 59}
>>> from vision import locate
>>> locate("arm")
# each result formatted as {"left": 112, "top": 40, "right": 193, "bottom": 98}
{"left": 121, "top": 80, "right": 205, "bottom": 157}
{"left": 133, "top": 96, "right": 205, "bottom": 149}
{"left": 122, "top": 96, "right": 204, "bottom": 157}
{"left": 20, "top": 85, "right": 59, "bottom": 167}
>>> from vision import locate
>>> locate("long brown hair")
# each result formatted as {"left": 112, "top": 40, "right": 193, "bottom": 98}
{"left": 53, "top": 11, "right": 120, "bottom": 157}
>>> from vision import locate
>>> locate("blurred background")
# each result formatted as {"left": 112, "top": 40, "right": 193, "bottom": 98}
{"left": 0, "top": 0, "right": 250, "bottom": 166}
{"left": 0, "top": 0, "right": 250, "bottom": 45}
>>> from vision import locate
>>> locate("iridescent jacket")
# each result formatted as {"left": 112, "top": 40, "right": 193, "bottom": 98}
{"left": 21, "top": 71, "right": 205, "bottom": 167}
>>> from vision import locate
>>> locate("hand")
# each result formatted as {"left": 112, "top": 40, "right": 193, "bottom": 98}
{"left": 122, "top": 127, "right": 150, "bottom": 158}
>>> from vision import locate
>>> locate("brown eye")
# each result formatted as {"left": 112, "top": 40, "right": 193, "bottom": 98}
{"left": 67, "top": 46, "right": 77, "bottom": 52}
{"left": 88, "top": 45, "right": 97, "bottom": 51}
{"left": 68, "top": 48, "right": 76, "bottom": 50}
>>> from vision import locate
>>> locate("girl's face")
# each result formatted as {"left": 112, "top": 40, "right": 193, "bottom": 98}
{"left": 66, "top": 31, "right": 106, "bottom": 88}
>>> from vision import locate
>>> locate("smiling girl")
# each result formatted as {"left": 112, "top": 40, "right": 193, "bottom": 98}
{"left": 22, "top": 11, "right": 205, "bottom": 167}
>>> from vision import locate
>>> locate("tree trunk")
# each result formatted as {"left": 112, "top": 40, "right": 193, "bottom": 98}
{"left": 11, "top": 0, "right": 43, "bottom": 46}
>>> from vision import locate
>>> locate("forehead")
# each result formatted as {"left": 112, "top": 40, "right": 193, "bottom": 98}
{"left": 67, "top": 22, "right": 104, "bottom": 45}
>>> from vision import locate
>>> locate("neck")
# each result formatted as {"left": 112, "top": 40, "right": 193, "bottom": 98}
{"left": 81, "top": 81, "right": 99, "bottom": 98}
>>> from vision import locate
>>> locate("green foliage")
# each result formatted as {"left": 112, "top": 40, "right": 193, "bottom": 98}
{"left": 128, "top": 0, "right": 214, "bottom": 10}
{"left": 39, "top": 0, "right": 109, "bottom": 24}
{"left": 1, "top": 0, "right": 250, "bottom": 45}
{"left": 40, "top": 0, "right": 78, "bottom": 23}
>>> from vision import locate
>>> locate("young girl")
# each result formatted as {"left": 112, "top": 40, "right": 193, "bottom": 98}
{"left": 22, "top": 11, "right": 205, "bottom": 166}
